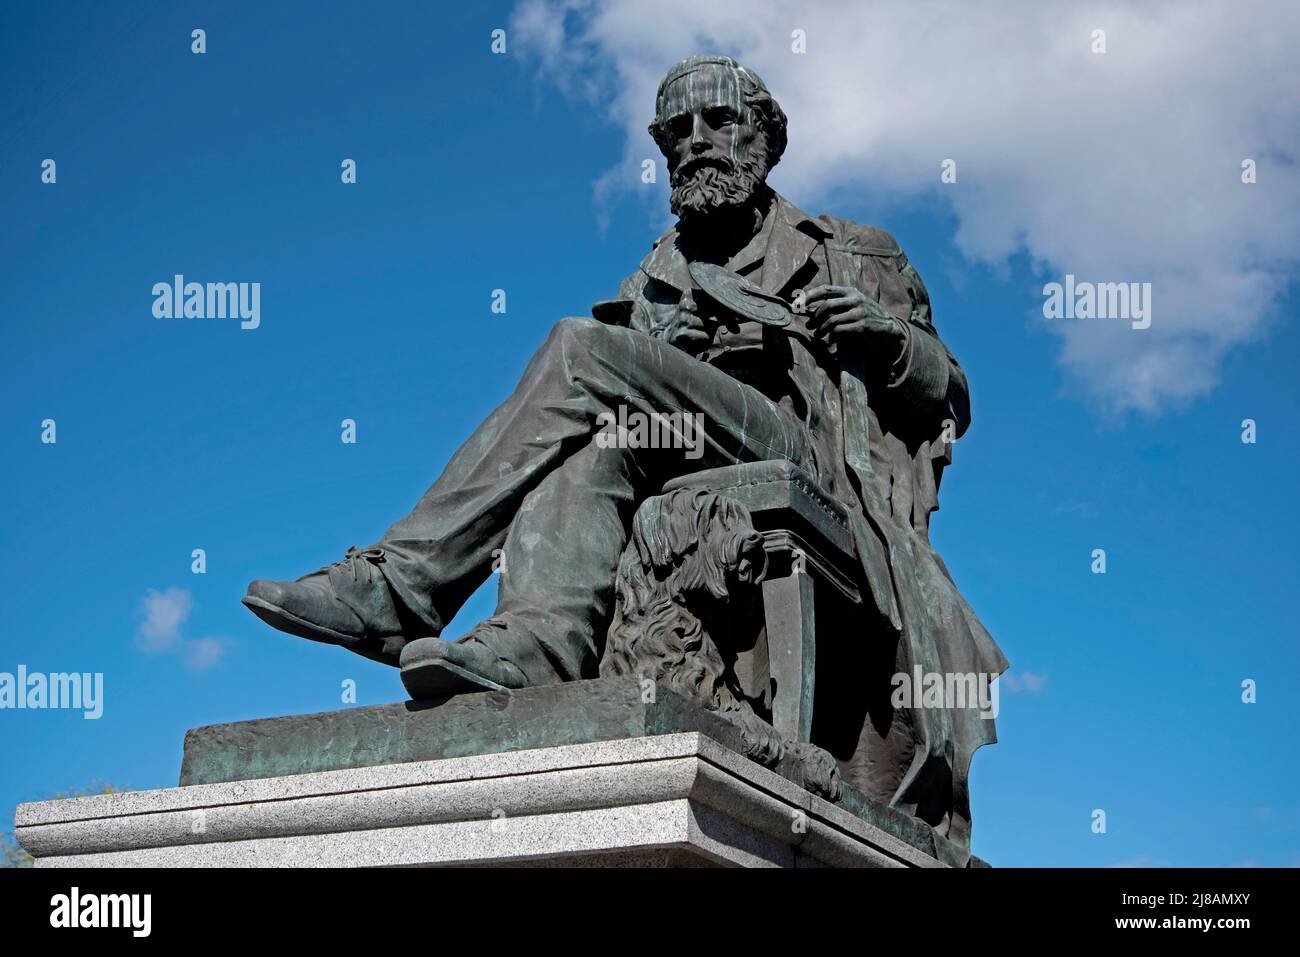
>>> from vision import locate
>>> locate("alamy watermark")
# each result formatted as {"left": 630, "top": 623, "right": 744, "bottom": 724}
{"left": 50, "top": 887, "right": 150, "bottom": 937}
{"left": 152, "top": 275, "right": 260, "bottom": 330}
{"left": 1042, "top": 274, "right": 1151, "bottom": 330}
{"left": 595, "top": 405, "right": 704, "bottom": 460}
{"left": 0, "top": 666, "right": 103, "bottom": 719}
{"left": 891, "top": 667, "right": 999, "bottom": 720}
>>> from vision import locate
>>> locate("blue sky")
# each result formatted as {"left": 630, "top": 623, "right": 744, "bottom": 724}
{"left": 2, "top": 1, "right": 1297, "bottom": 867}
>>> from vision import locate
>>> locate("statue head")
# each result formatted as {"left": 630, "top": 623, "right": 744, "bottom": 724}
{"left": 648, "top": 55, "right": 788, "bottom": 222}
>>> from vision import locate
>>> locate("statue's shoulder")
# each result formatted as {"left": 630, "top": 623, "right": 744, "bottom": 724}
{"left": 650, "top": 223, "right": 678, "bottom": 249}
{"left": 634, "top": 223, "right": 681, "bottom": 274}
{"left": 814, "top": 213, "right": 906, "bottom": 260}
{"left": 806, "top": 209, "right": 930, "bottom": 312}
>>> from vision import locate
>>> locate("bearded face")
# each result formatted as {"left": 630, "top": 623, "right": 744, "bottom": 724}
{"left": 668, "top": 137, "right": 769, "bottom": 219}
{"left": 655, "top": 64, "right": 771, "bottom": 222}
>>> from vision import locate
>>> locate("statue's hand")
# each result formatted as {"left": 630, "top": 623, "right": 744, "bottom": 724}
{"left": 803, "top": 284, "right": 905, "bottom": 357}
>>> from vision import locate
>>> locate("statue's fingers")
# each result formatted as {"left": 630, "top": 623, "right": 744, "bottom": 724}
{"left": 862, "top": 314, "right": 902, "bottom": 336}
{"left": 815, "top": 295, "right": 861, "bottom": 315}
{"left": 803, "top": 284, "right": 852, "bottom": 303}
{"left": 863, "top": 298, "right": 899, "bottom": 321}
{"left": 812, "top": 312, "right": 851, "bottom": 339}
{"left": 805, "top": 297, "right": 836, "bottom": 324}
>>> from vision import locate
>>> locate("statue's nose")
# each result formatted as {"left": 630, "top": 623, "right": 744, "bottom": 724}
{"left": 689, "top": 113, "right": 711, "bottom": 150}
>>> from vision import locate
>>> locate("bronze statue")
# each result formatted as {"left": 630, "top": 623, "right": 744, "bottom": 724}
{"left": 243, "top": 54, "right": 1007, "bottom": 859}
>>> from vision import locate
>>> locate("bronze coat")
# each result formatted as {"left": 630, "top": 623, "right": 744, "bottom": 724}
{"left": 613, "top": 192, "right": 1009, "bottom": 863}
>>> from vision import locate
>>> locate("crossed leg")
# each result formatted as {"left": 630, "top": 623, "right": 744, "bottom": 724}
{"left": 382, "top": 316, "right": 818, "bottom": 692}
{"left": 246, "top": 316, "right": 813, "bottom": 691}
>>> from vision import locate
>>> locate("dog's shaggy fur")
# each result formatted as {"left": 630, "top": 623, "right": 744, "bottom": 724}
{"left": 601, "top": 489, "right": 841, "bottom": 799}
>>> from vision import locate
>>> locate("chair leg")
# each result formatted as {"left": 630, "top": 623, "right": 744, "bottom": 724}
{"left": 761, "top": 570, "right": 816, "bottom": 743}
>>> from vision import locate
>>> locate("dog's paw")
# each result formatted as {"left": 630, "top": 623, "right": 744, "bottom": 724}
{"left": 789, "top": 741, "right": 843, "bottom": 802}
{"left": 734, "top": 710, "right": 786, "bottom": 767}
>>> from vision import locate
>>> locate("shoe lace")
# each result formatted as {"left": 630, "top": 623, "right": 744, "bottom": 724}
{"left": 322, "top": 545, "right": 386, "bottom": 582}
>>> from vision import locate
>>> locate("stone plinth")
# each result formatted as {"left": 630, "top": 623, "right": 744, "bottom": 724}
{"left": 16, "top": 678, "right": 974, "bottom": 867}
{"left": 19, "top": 733, "right": 945, "bottom": 867}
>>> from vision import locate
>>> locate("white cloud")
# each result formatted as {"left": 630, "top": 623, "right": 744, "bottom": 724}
{"left": 136, "top": 587, "right": 192, "bottom": 653}
{"left": 509, "top": 0, "right": 1300, "bottom": 414}
{"left": 1000, "top": 670, "right": 1048, "bottom": 694}
{"left": 135, "top": 587, "right": 225, "bottom": 670}
{"left": 184, "top": 637, "right": 226, "bottom": 671}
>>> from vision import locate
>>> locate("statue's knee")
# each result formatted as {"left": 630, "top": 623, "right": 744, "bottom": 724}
{"left": 549, "top": 315, "right": 613, "bottom": 357}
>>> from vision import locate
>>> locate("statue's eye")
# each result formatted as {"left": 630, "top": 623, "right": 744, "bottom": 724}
{"left": 667, "top": 115, "right": 692, "bottom": 138}
{"left": 704, "top": 107, "right": 736, "bottom": 128}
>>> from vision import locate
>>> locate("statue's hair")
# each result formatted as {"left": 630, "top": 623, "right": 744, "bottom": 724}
{"left": 647, "top": 55, "right": 788, "bottom": 171}
{"left": 600, "top": 489, "right": 766, "bottom": 717}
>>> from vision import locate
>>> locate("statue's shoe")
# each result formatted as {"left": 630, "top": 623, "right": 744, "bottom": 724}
{"left": 242, "top": 546, "right": 405, "bottom": 667}
{"left": 400, "top": 632, "right": 528, "bottom": 698}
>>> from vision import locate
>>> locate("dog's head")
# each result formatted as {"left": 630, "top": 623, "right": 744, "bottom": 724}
{"left": 601, "top": 489, "right": 767, "bottom": 705}
{"left": 631, "top": 489, "right": 767, "bottom": 616}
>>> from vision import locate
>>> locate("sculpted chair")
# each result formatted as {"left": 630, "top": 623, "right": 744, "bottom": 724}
{"left": 660, "top": 459, "right": 859, "bottom": 744}
{"left": 597, "top": 458, "right": 864, "bottom": 799}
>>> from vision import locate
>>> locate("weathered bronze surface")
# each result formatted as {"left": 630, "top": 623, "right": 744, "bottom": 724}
{"left": 243, "top": 54, "right": 1007, "bottom": 863}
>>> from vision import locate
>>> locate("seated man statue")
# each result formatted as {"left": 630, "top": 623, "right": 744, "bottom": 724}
{"left": 244, "top": 55, "right": 1007, "bottom": 858}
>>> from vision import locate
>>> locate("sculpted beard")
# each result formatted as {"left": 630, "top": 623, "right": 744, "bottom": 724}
{"left": 669, "top": 133, "right": 770, "bottom": 220}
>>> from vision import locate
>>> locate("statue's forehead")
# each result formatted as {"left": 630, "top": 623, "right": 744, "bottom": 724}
{"left": 660, "top": 65, "right": 744, "bottom": 116}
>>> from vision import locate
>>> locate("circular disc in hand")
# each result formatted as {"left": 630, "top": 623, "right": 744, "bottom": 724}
{"left": 688, "top": 262, "right": 792, "bottom": 327}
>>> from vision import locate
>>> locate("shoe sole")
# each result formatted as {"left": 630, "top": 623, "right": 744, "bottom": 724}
{"left": 400, "top": 656, "right": 507, "bottom": 699}
{"left": 242, "top": 596, "right": 398, "bottom": 667}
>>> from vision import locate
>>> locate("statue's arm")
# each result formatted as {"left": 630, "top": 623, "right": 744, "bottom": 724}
{"left": 590, "top": 269, "right": 656, "bottom": 333}
{"left": 880, "top": 251, "right": 971, "bottom": 440}
{"left": 841, "top": 225, "right": 970, "bottom": 442}
{"left": 604, "top": 270, "right": 706, "bottom": 350}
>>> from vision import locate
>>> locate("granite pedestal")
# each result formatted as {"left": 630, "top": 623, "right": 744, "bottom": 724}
{"left": 15, "top": 677, "right": 976, "bottom": 867}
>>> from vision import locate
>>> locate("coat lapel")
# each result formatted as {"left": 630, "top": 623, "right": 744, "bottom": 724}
{"left": 761, "top": 194, "right": 833, "bottom": 295}
{"left": 640, "top": 193, "right": 834, "bottom": 298}
{"left": 640, "top": 226, "right": 691, "bottom": 293}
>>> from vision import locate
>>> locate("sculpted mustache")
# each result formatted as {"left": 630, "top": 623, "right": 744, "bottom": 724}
{"left": 677, "top": 156, "right": 737, "bottom": 178}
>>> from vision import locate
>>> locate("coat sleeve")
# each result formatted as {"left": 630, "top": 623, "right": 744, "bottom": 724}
{"left": 847, "top": 225, "right": 971, "bottom": 443}
{"left": 591, "top": 269, "right": 658, "bottom": 336}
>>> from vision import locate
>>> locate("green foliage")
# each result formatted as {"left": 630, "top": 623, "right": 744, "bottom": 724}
{"left": 1, "top": 830, "right": 32, "bottom": 868}
{"left": 1, "top": 781, "right": 126, "bottom": 868}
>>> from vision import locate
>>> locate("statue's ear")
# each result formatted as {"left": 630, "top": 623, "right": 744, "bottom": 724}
{"left": 726, "top": 530, "right": 767, "bottom": 587}
{"left": 634, "top": 491, "right": 698, "bottom": 570}
{"left": 633, "top": 502, "right": 671, "bottom": 569}
{"left": 647, "top": 120, "right": 671, "bottom": 157}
